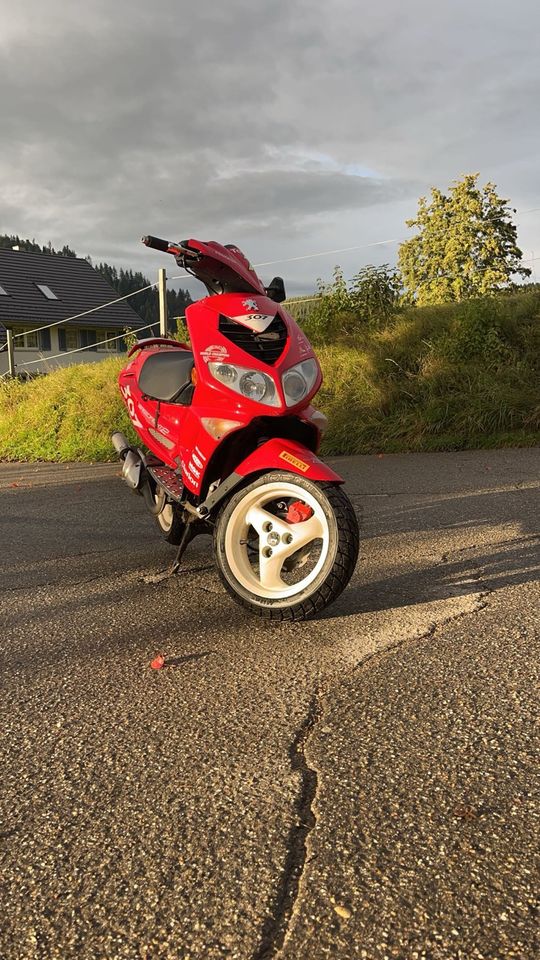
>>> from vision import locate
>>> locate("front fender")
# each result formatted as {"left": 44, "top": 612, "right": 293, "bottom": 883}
{"left": 236, "top": 438, "right": 343, "bottom": 483}
{"left": 196, "top": 438, "right": 343, "bottom": 517}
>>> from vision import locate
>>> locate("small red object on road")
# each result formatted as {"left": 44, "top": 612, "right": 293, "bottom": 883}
{"left": 150, "top": 654, "right": 165, "bottom": 670}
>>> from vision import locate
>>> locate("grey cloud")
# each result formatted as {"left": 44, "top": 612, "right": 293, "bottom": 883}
{"left": 1, "top": 0, "right": 540, "bottom": 291}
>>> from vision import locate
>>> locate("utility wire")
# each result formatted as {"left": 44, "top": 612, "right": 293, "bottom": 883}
{"left": 3, "top": 204, "right": 540, "bottom": 359}
{"left": 16, "top": 320, "right": 157, "bottom": 368}
{"left": 254, "top": 205, "right": 540, "bottom": 270}
{"left": 16, "top": 315, "right": 189, "bottom": 368}
{"left": 10, "top": 282, "right": 158, "bottom": 341}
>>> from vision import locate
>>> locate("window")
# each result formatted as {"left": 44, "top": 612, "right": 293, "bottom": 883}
{"left": 18, "top": 327, "right": 39, "bottom": 349}
{"left": 97, "top": 330, "right": 120, "bottom": 352}
{"left": 35, "top": 283, "right": 58, "bottom": 300}
{"left": 17, "top": 327, "right": 51, "bottom": 350}
{"left": 79, "top": 329, "right": 97, "bottom": 351}
{"left": 58, "top": 328, "right": 79, "bottom": 351}
{"left": 0, "top": 284, "right": 8, "bottom": 296}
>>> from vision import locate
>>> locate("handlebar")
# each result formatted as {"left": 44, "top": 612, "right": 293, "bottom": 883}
{"left": 141, "top": 235, "right": 170, "bottom": 253}
{"left": 141, "top": 235, "right": 199, "bottom": 259}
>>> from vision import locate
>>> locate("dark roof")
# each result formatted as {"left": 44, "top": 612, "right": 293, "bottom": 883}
{"left": 0, "top": 249, "right": 145, "bottom": 332}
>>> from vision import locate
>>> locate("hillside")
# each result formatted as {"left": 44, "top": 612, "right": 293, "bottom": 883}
{"left": 0, "top": 289, "right": 538, "bottom": 461}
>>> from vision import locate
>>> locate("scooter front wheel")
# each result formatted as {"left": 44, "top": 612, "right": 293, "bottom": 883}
{"left": 213, "top": 471, "right": 359, "bottom": 621}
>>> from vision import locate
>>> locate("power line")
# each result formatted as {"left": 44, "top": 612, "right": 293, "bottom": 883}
{"left": 4, "top": 204, "right": 540, "bottom": 362}
{"left": 253, "top": 205, "right": 540, "bottom": 270}
{"left": 16, "top": 321, "right": 156, "bottom": 368}
{"left": 10, "top": 281, "right": 157, "bottom": 341}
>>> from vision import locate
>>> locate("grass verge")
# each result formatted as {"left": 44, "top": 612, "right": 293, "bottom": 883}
{"left": 0, "top": 294, "right": 539, "bottom": 462}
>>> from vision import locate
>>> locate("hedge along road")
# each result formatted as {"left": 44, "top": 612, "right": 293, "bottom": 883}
{"left": 0, "top": 448, "right": 538, "bottom": 960}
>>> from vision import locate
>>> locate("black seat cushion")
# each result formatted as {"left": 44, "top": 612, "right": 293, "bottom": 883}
{"left": 138, "top": 350, "right": 195, "bottom": 404}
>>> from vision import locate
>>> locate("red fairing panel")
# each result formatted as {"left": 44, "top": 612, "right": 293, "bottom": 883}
{"left": 118, "top": 289, "right": 325, "bottom": 496}
{"left": 236, "top": 438, "right": 343, "bottom": 483}
{"left": 184, "top": 240, "right": 267, "bottom": 295}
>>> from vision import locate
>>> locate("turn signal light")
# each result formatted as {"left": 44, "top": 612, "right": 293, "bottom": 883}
{"left": 201, "top": 417, "right": 243, "bottom": 440}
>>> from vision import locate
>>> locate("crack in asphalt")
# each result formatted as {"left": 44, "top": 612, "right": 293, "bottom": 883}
{"left": 263, "top": 588, "right": 495, "bottom": 958}
{"left": 253, "top": 694, "right": 322, "bottom": 960}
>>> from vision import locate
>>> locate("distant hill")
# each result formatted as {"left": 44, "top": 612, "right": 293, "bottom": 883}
{"left": 0, "top": 234, "right": 193, "bottom": 328}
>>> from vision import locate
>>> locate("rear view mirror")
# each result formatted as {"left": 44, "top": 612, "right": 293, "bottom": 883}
{"left": 265, "top": 276, "right": 286, "bottom": 303}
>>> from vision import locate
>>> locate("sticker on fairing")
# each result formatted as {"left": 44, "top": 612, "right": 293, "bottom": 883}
{"left": 279, "top": 450, "right": 310, "bottom": 473}
{"left": 120, "top": 384, "right": 143, "bottom": 430}
{"left": 230, "top": 313, "right": 275, "bottom": 333}
{"left": 201, "top": 344, "right": 229, "bottom": 363}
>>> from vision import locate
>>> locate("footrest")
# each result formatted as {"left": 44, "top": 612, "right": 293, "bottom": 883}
{"left": 147, "top": 464, "right": 184, "bottom": 502}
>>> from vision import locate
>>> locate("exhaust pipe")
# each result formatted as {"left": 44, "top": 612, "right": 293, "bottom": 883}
{"left": 112, "top": 431, "right": 131, "bottom": 460}
{"left": 111, "top": 431, "right": 143, "bottom": 490}
{"left": 111, "top": 432, "right": 165, "bottom": 515}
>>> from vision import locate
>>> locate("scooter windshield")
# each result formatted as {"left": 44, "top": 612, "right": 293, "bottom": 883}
{"left": 183, "top": 239, "right": 267, "bottom": 296}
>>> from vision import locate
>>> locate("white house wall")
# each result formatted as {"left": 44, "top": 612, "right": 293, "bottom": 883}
{"left": 0, "top": 326, "right": 126, "bottom": 376}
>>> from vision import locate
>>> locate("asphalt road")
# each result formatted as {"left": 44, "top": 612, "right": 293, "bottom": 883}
{"left": 0, "top": 449, "right": 538, "bottom": 960}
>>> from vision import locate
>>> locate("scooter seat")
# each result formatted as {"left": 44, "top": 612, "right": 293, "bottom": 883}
{"left": 138, "top": 349, "right": 195, "bottom": 404}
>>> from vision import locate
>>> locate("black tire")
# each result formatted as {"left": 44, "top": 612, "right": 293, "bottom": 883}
{"left": 213, "top": 470, "right": 359, "bottom": 621}
{"left": 154, "top": 500, "right": 186, "bottom": 545}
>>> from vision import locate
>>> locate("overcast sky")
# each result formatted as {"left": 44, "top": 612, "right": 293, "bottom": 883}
{"left": 1, "top": 0, "right": 540, "bottom": 296}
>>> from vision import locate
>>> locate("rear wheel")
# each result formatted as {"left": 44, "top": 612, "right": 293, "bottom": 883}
{"left": 153, "top": 488, "right": 185, "bottom": 544}
{"left": 214, "top": 471, "right": 359, "bottom": 621}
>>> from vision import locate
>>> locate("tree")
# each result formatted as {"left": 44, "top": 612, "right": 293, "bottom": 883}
{"left": 94, "top": 262, "right": 192, "bottom": 329}
{"left": 0, "top": 234, "right": 77, "bottom": 257}
{"left": 398, "top": 174, "right": 531, "bottom": 305}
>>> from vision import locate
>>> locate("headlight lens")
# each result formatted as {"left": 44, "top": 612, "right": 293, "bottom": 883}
{"left": 239, "top": 371, "right": 267, "bottom": 402}
{"left": 208, "top": 362, "right": 279, "bottom": 406}
{"left": 282, "top": 358, "right": 319, "bottom": 407}
{"left": 213, "top": 363, "right": 237, "bottom": 385}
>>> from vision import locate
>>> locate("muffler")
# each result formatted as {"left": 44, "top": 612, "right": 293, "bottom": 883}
{"left": 111, "top": 432, "right": 165, "bottom": 515}
{"left": 111, "top": 431, "right": 143, "bottom": 490}
{"left": 111, "top": 431, "right": 131, "bottom": 460}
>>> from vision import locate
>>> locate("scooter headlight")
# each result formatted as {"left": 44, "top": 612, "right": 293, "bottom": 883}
{"left": 239, "top": 371, "right": 268, "bottom": 402}
{"left": 208, "top": 362, "right": 279, "bottom": 407}
{"left": 212, "top": 363, "right": 238, "bottom": 385}
{"left": 282, "top": 359, "right": 319, "bottom": 407}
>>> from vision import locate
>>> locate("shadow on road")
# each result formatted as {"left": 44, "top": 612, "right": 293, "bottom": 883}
{"left": 361, "top": 483, "right": 539, "bottom": 539}
{"left": 164, "top": 651, "right": 216, "bottom": 667}
{"left": 2, "top": 476, "right": 539, "bottom": 651}
{"left": 326, "top": 535, "right": 540, "bottom": 621}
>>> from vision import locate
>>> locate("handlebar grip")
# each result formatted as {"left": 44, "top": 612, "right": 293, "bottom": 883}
{"left": 141, "top": 235, "right": 170, "bottom": 253}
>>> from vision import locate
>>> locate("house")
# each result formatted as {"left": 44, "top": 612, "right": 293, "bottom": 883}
{"left": 0, "top": 249, "right": 146, "bottom": 375}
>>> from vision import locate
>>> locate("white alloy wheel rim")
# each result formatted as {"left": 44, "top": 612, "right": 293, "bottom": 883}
{"left": 224, "top": 480, "right": 332, "bottom": 600}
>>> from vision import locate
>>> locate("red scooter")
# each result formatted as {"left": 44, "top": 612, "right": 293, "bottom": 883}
{"left": 113, "top": 235, "right": 359, "bottom": 620}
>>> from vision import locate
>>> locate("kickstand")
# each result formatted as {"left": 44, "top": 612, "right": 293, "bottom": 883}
{"left": 142, "top": 518, "right": 194, "bottom": 585}
{"left": 169, "top": 519, "right": 194, "bottom": 576}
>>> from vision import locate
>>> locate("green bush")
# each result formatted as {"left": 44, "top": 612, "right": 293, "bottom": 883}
{"left": 298, "top": 263, "right": 402, "bottom": 343}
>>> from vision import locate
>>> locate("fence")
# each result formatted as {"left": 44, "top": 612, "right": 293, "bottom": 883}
{"left": 0, "top": 268, "right": 190, "bottom": 378}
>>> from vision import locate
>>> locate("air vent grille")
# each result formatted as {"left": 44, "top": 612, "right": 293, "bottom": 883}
{"left": 218, "top": 313, "right": 288, "bottom": 365}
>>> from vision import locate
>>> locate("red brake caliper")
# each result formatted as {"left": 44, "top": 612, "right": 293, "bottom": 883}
{"left": 286, "top": 500, "right": 313, "bottom": 524}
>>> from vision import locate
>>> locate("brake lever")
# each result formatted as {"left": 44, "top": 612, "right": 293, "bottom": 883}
{"left": 173, "top": 247, "right": 202, "bottom": 267}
